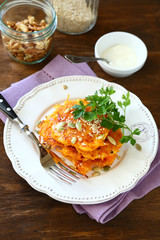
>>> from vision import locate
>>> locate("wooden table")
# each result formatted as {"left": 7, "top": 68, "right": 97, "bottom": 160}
{"left": 0, "top": 0, "right": 159, "bottom": 239}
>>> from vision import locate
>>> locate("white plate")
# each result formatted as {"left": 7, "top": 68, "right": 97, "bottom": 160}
{"left": 3, "top": 76, "right": 159, "bottom": 204}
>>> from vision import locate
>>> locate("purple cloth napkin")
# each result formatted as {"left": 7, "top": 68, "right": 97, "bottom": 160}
{"left": 0, "top": 55, "right": 159, "bottom": 224}
{"left": 74, "top": 133, "right": 160, "bottom": 223}
{"left": 0, "top": 55, "right": 96, "bottom": 122}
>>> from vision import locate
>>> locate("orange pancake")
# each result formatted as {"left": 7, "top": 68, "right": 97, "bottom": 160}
{"left": 38, "top": 99, "right": 123, "bottom": 175}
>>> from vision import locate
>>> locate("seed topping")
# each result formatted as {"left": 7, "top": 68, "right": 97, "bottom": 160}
{"left": 68, "top": 122, "right": 76, "bottom": 128}
{"left": 71, "top": 137, "right": 77, "bottom": 144}
{"left": 76, "top": 121, "right": 82, "bottom": 131}
{"left": 107, "top": 136, "right": 116, "bottom": 145}
{"left": 56, "top": 121, "right": 66, "bottom": 132}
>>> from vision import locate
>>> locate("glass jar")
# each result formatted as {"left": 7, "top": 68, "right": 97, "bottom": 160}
{"left": 51, "top": 0, "right": 99, "bottom": 35}
{"left": 0, "top": 0, "right": 57, "bottom": 64}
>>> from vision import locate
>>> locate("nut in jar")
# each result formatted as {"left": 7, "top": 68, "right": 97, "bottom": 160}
{"left": 0, "top": 0, "right": 57, "bottom": 64}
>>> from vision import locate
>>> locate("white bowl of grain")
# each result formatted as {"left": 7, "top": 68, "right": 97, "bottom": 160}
{"left": 94, "top": 31, "right": 148, "bottom": 77}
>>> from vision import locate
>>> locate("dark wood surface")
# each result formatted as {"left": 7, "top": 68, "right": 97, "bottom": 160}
{"left": 0, "top": 0, "right": 160, "bottom": 239}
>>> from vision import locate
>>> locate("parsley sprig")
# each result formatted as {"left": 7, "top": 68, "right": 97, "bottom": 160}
{"left": 72, "top": 86, "right": 141, "bottom": 146}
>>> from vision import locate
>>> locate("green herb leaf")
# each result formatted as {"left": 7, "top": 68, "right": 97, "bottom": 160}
{"left": 73, "top": 109, "right": 84, "bottom": 119}
{"left": 101, "top": 118, "right": 113, "bottom": 129}
{"left": 99, "top": 86, "right": 116, "bottom": 96}
{"left": 72, "top": 87, "right": 141, "bottom": 146}
{"left": 112, "top": 124, "right": 122, "bottom": 132}
{"left": 83, "top": 111, "right": 97, "bottom": 121}
{"left": 132, "top": 128, "right": 141, "bottom": 135}
{"left": 130, "top": 138, "right": 136, "bottom": 146}
{"left": 117, "top": 101, "right": 123, "bottom": 108}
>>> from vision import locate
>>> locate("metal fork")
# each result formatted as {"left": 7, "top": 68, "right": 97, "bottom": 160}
{"left": 0, "top": 94, "right": 85, "bottom": 185}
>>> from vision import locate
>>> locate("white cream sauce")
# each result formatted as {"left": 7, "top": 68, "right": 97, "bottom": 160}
{"left": 102, "top": 44, "right": 138, "bottom": 69}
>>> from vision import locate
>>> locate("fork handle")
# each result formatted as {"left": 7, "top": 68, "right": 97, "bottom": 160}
{"left": 0, "top": 94, "right": 47, "bottom": 159}
{"left": 0, "top": 94, "right": 18, "bottom": 120}
{"left": 0, "top": 94, "right": 43, "bottom": 146}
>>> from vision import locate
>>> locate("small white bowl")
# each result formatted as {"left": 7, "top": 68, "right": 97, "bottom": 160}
{"left": 94, "top": 31, "right": 148, "bottom": 77}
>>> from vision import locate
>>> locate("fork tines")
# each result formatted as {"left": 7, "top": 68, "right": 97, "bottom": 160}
{"left": 49, "top": 162, "right": 85, "bottom": 185}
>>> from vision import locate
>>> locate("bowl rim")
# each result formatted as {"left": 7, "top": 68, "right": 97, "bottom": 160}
{"left": 94, "top": 31, "right": 148, "bottom": 73}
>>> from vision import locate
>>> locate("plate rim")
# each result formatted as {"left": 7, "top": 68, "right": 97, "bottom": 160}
{"left": 3, "top": 75, "right": 159, "bottom": 204}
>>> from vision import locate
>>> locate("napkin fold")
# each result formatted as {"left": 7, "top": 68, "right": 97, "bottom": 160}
{"left": 0, "top": 55, "right": 159, "bottom": 224}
